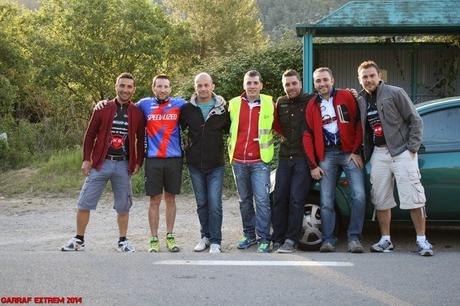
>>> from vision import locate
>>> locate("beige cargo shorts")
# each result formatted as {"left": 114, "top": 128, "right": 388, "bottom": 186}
{"left": 370, "top": 147, "right": 426, "bottom": 210}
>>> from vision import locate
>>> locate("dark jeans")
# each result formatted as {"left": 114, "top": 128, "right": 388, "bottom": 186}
{"left": 188, "top": 165, "right": 224, "bottom": 244}
{"left": 271, "top": 158, "right": 311, "bottom": 244}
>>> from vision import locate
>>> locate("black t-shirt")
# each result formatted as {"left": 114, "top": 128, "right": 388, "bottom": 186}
{"left": 365, "top": 91, "right": 386, "bottom": 146}
{"left": 107, "top": 101, "right": 129, "bottom": 156}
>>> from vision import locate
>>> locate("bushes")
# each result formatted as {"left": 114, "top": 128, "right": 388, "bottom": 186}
{"left": 0, "top": 116, "right": 84, "bottom": 170}
{"left": 173, "top": 40, "right": 303, "bottom": 101}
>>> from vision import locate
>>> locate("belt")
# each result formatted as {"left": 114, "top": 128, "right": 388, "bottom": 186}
{"left": 106, "top": 154, "right": 127, "bottom": 161}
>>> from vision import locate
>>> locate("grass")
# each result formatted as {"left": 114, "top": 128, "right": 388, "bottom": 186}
{"left": 0, "top": 148, "right": 84, "bottom": 195}
{"left": 0, "top": 147, "right": 238, "bottom": 196}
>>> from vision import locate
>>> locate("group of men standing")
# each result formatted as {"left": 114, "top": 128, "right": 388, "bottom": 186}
{"left": 61, "top": 59, "right": 433, "bottom": 257}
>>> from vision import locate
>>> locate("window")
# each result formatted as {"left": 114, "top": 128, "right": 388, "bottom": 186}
{"left": 421, "top": 106, "right": 460, "bottom": 151}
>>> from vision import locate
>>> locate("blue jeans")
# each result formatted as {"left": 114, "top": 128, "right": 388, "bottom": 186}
{"left": 319, "top": 148, "right": 365, "bottom": 244}
{"left": 232, "top": 162, "right": 271, "bottom": 243}
{"left": 272, "top": 158, "right": 311, "bottom": 244}
{"left": 188, "top": 165, "right": 224, "bottom": 244}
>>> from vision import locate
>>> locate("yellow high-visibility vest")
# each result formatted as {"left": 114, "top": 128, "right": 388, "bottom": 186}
{"left": 228, "top": 94, "right": 274, "bottom": 163}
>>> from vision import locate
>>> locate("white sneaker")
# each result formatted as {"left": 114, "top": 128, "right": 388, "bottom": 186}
{"left": 417, "top": 239, "right": 434, "bottom": 256}
{"left": 194, "top": 237, "right": 210, "bottom": 252}
{"left": 61, "top": 237, "right": 85, "bottom": 251}
{"left": 209, "top": 243, "right": 221, "bottom": 254}
{"left": 117, "top": 240, "right": 135, "bottom": 253}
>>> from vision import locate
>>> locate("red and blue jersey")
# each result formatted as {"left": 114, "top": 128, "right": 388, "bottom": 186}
{"left": 137, "top": 96, "right": 185, "bottom": 158}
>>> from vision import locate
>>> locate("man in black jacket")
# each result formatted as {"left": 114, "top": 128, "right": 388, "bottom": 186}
{"left": 271, "top": 69, "right": 314, "bottom": 253}
{"left": 180, "top": 72, "right": 230, "bottom": 254}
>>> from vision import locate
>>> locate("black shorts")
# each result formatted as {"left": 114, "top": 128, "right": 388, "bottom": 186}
{"left": 145, "top": 157, "right": 183, "bottom": 196}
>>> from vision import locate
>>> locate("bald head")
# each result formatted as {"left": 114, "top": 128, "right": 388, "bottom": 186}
{"left": 194, "top": 72, "right": 213, "bottom": 85}
{"left": 194, "top": 72, "right": 215, "bottom": 103}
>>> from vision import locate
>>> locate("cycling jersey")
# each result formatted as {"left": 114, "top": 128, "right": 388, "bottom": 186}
{"left": 137, "top": 96, "right": 185, "bottom": 158}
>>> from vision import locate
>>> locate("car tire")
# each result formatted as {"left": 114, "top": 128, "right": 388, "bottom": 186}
{"left": 298, "top": 195, "right": 322, "bottom": 251}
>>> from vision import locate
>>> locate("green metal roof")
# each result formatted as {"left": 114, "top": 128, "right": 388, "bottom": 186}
{"left": 296, "top": 0, "right": 460, "bottom": 36}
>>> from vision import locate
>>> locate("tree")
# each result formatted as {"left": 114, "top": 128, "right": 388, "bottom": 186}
{"left": 174, "top": 40, "right": 303, "bottom": 101}
{"left": 163, "top": 0, "right": 268, "bottom": 59}
{"left": 0, "top": 0, "right": 195, "bottom": 169}
{"left": 0, "top": 2, "right": 32, "bottom": 119}
{"left": 24, "top": 0, "right": 192, "bottom": 107}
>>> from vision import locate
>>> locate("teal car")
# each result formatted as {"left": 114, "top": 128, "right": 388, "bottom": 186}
{"left": 270, "top": 96, "right": 460, "bottom": 250}
{"left": 332, "top": 96, "right": 460, "bottom": 223}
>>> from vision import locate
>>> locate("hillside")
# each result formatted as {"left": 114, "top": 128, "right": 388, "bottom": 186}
{"left": 17, "top": 0, "right": 350, "bottom": 37}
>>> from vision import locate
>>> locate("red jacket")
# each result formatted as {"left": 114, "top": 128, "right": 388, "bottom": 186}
{"left": 83, "top": 99, "right": 145, "bottom": 174}
{"left": 303, "top": 89, "right": 362, "bottom": 169}
{"left": 233, "top": 94, "right": 277, "bottom": 163}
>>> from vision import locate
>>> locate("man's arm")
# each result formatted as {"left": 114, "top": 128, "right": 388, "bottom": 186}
{"left": 273, "top": 98, "right": 283, "bottom": 135}
{"left": 302, "top": 104, "right": 319, "bottom": 170}
{"left": 349, "top": 92, "right": 363, "bottom": 155}
{"left": 394, "top": 88, "right": 423, "bottom": 152}
{"left": 272, "top": 100, "right": 286, "bottom": 143}
{"left": 81, "top": 110, "right": 100, "bottom": 176}
{"left": 133, "top": 110, "right": 145, "bottom": 175}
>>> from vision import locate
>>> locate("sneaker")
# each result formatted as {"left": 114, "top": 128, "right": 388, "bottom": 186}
{"left": 118, "top": 240, "right": 135, "bottom": 252}
{"left": 348, "top": 240, "right": 364, "bottom": 253}
{"left": 209, "top": 243, "right": 221, "bottom": 254}
{"left": 272, "top": 241, "right": 282, "bottom": 252}
{"left": 194, "top": 237, "right": 210, "bottom": 252}
{"left": 319, "top": 242, "right": 335, "bottom": 253}
{"left": 257, "top": 242, "right": 270, "bottom": 253}
{"left": 166, "top": 233, "right": 180, "bottom": 252}
{"left": 148, "top": 236, "right": 160, "bottom": 253}
{"left": 61, "top": 237, "right": 85, "bottom": 251}
{"left": 370, "top": 239, "right": 394, "bottom": 253}
{"left": 417, "top": 240, "right": 434, "bottom": 256}
{"left": 277, "top": 239, "right": 296, "bottom": 253}
{"left": 237, "top": 236, "right": 257, "bottom": 249}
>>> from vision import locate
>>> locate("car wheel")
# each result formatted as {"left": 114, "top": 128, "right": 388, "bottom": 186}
{"left": 298, "top": 202, "right": 322, "bottom": 251}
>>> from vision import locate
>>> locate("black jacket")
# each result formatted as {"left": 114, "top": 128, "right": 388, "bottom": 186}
{"left": 180, "top": 93, "right": 230, "bottom": 171}
{"left": 276, "top": 92, "right": 314, "bottom": 159}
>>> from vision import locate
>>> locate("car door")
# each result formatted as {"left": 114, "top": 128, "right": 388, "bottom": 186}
{"left": 418, "top": 104, "right": 460, "bottom": 220}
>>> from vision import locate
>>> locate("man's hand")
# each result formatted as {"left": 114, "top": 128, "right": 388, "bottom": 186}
{"left": 94, "top": 100, "right": 108, "bottom": 111}
{"left": 347, "top": 88, "right": 358, "bottom": 99}
{"left": 132, "top": 164, "right": 140, "bottom": 176}
{"left": 81, "top": 161, "right": 92, "bottom": 176}
{"left": 348, "top": 153, "right": 364, "bottom": 169}
{"left": 278, "top": 135, "right": 287, "bottom": 143}
{"left": 310, "top": 167, "right": 324, "bottom": 180}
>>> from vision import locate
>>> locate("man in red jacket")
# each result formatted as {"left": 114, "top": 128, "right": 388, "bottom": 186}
{"left": 61, "top": 72, "right": 145, "bottom": 252}
{"left": 303, "top": 67, "right": 365, "bottom": 253}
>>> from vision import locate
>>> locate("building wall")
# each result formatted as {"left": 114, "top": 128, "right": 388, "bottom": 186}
{"left": 313, "top": 44, "right": 460, "bottom": 103}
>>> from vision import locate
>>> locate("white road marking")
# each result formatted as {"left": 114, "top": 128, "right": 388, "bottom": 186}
{"left": 155, "top": 260, "right": 353, "bottom": 267}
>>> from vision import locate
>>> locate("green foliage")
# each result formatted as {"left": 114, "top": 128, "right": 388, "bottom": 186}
{"left": 0, "top": 2, "right": 33, "bottom": 119}
{"left": 174, "top": 40, "right": 303, "bottom": 101}
{"left": 39, "top": 147, "right": 82, "bottom": 174}
{"left": 0, "top": 0, "right": 195, "bottom": 170}
{"left": 130, "top": 166, "right": 145, "bottom": 195}
{"left": 0, "top": 115, "right": 83, "bottom": 170}
{"left": 0, "top": 147, "right": 83, "bottom": 195}
{"left": 26, "top": 0, "right": 192, "bottom": 103}
{"left": 164, "top": 0, "right": 268, "bottom": 59}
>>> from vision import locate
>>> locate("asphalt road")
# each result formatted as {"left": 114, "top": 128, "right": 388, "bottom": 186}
{"left": 1, "top": 194, "right": 459, "bottom": 305}
{"left": 1, "top": 226, "right": 460, "bottom": 306}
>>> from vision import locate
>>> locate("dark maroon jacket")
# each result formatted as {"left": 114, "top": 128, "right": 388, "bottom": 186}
{"left": 83, "top": 99, "right": 145, "bottom": 174}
